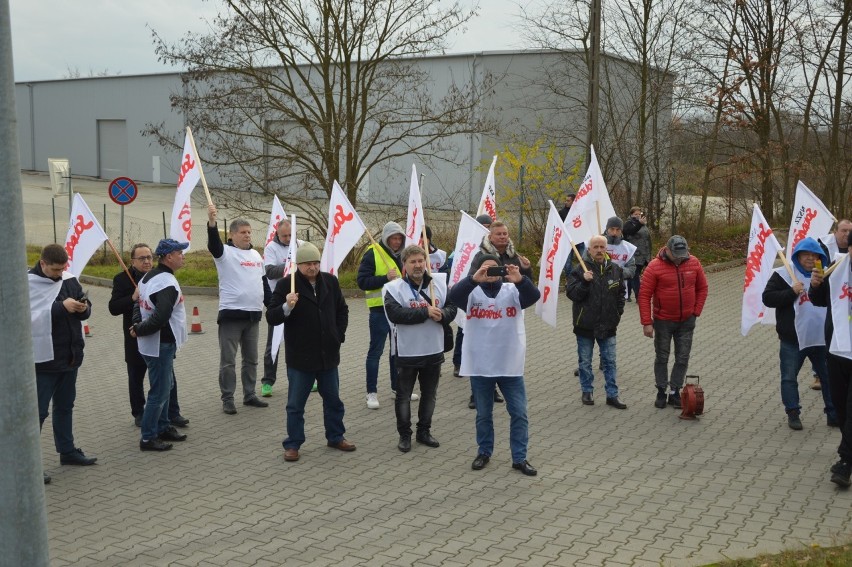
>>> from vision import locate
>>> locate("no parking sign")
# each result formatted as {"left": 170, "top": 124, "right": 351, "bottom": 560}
{"left": 108, "top": 177, "right": 138, "bottom": 206}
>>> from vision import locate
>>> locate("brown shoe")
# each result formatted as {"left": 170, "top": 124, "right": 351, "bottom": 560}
{"left": 811, "top": 377, "right": 822, "bottom": 390}
{"left": 327, "top": 439, "right": 356, "bottom": 452}
{"left": 283, "top": 448, "right": 300, "bottom": 462}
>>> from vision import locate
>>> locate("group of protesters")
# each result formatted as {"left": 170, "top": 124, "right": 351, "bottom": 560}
{"left": 29, "top": 198, "right": 852, "bottom": 488}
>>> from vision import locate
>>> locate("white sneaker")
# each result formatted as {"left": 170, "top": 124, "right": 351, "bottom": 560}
{"left": 410, "top": 392, "right": 420, "bottom": 401}
{"left": 366, "top": 393, "right": 380, "bottom": 409}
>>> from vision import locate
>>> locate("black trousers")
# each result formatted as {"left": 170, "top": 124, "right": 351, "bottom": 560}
{"left": 828, "top": 353, "right": 852, "bottom": 462}
{"left": 395, "top": 363, "right": 440, "bottom": 437}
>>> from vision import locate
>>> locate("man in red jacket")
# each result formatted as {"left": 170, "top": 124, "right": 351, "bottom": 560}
{"left": 638, "top": 235, "right": 709, "bottom": 409}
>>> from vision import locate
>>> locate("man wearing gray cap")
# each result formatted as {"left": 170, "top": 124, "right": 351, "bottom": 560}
{"left": 267, "top": 242, "right": 353, "bottom": 462}
{"left": 638, "top": 235, "right": 708, "bottom": 409}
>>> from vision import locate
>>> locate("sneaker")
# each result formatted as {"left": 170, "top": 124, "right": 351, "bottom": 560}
{"left": 311, "top": 381, "right": 318, "bottom": 392}
{"left": 787, "top": 411, "right": 803, "bottom": 430}
{"left": 668, "top": 389, "right": 682, "bottom": 409}
{"left": 655, "top": 388, "right": 667, "bottom": 409}
{"left": 261, "top": 383, "right": 273, "bottom": 397}
{"left": 244, "top": 397, "right": 269, "bottom": 408}
{"left": 831, "top": 461, "right": 851, "bottom": 488}
{"left": 366, "top": 393, "right": 380, "bottom": 409}
{"left": 140, "top": 439, "right": 173, "bottom": 452}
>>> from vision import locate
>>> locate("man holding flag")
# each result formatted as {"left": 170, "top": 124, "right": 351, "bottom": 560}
{"left": 30, "top": 244, "right": 97, "bottom": 481}
{"left": 761, "top": 238, "right": 836, "bottom": 430}
{"left": 357, "top": 221, "right": 408, "bottom": 409}
{"left": 261, "top": 217, "right": 299, "bottom": 397}
{"left": 809, "top": 238, "right": 852, "bottom": 487}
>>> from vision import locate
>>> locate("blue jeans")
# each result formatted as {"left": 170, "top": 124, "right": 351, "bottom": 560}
{"left": 283, "top": 367, "right": 346, "bottom": 450}
{"left": 141, "top": 342, "right": 176, "bottom": 441}
{"left": 470, "top": 376, "right": 529, "bottom": 463}
{"left": 36, "top": 369, "right": 78, "bottom": 454}
{"left": 779, "top": 340, "right": 835, "bottom": 418}
{"left": 577, "top": 335, "right": 619, "bottom": 398}
{"left": 366, "top": 309, "right": 398, "bottom": 393}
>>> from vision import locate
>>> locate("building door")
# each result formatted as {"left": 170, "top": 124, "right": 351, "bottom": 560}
{"left": 97, "top": 119, "right": 128, "bottom": 179}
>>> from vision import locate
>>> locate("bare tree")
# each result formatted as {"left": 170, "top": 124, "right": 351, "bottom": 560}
{"left": 145, "top": 0, "right": 495, "bottom": 233}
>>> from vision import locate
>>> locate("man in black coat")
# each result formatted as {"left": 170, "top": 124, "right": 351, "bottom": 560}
{"left": 29, "top": 244, "right": 97, "bottom": 480}
{"left": 266, "top": 242, "right": 354, "bottom": 462}
{"left": 566, "top": 235, "right": 628, "bottom": 409}
{"left": 109, "top": 243, "right": 187, "bottom": 428}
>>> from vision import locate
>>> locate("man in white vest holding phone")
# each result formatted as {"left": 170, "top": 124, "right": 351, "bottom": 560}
{"left": 449, "top": 253, "right": 541, "bottom": 476}
{"left": 131, "top": 238, "right": 190, "bottom": 451}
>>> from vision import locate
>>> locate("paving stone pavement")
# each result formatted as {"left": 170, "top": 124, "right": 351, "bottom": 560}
{"left": 40, "top": 266, "right": 852, "bottom": 566}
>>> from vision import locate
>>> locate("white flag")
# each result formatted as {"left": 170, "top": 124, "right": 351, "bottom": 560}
{"left": 742, "top": 204, "right": 784, "bottom": 336}
{"left": 271, "top": 213, "right": 298, "bottom": 364}
{"left": 449, "top": 211, "right": 491, "bottom": 328}
{"left": 787, "top": 180, "right": 836, "bottom": 255}
{"left": 476, "top": 155, "right": 498, "bottom": 221}
{"left": 320, "top": 181, "right": 367, "bottom": 276}
{"left": 264, "top": 195, "right": 288, "bottom": 248}
{"left": 828, "top": 254, "right": 852, "bottom": 360}
{"left": 169, "top": 129, "right": 203, "bottom": 249}
{"left": 535, "top": 202, "right": 571, "bottom": 327}
{"left": 564, "top": 145, "right": 616, "bottom": 244}
{"left": 64, "top": 193, "right": 109, "bottom": 278}
{"left": 405, "top": 164, "right": 426, "bottom": 248}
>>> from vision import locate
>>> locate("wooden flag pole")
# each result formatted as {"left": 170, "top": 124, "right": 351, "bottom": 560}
{"left": 570, "top": 240, "right": 589, "bottom": 273}
{"left": 823, "top": 260, "right": 843, "bottom": 278}
{"left": 420, "top": 224, "right": 437, "bottom": 306}
{"left": 290, "top": 214, "right": 297, "bottom": 295}
{"left": 595, "top": 201, "right": 602, "bottom": 234}
{"left": 106, "top": 239, "right": 136, "bottom": 287}
{"left": 777, "top": 250, "right": 799, "bottom": 284}
{"left": 186, "top": 126, "right": 214, "bottom": 206}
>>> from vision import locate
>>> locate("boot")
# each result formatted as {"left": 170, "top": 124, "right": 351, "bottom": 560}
{"left": 668, "top": 388, "right": 682, "bottom": 409}
{"left": 654, "top": 387, "right": 667, "bottom": 409}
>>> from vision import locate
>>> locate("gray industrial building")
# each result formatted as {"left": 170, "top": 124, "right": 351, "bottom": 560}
{"left": 15, "top": 49, "right": 670, "bottom": 211}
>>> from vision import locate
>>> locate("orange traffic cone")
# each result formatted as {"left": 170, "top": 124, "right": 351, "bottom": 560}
{"left": 190, "top": 306, "right": 205, "bottom": 334}
{"left": 83, "top": 322, "right": 92, "bottom": 337}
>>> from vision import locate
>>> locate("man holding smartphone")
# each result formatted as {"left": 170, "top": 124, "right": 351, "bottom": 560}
{"left": 29, "top": 244, "right": 97, "bottom": 482}
{"left": 449, "top": 254, "right": 541, "bottom": 476}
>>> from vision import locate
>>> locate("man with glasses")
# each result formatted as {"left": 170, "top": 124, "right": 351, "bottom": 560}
{"left": 110, "top": 243, "right": 188, "bottom": 428}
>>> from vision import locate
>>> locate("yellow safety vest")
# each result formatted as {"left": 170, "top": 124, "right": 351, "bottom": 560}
{"left": 364, "top": 244, "right": 398, "bottom": 307}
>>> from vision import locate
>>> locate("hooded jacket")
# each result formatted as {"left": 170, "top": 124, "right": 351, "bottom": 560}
{"left": 762, "top": 237, "right": 829, "bottom": 344}
{"left": 357, "top": 221, "right": 405, "bottom": 308}
{"left": 566, "top": 249, "right": 625, "bottom": 338}
{"left": 638, "top": 247, "right": 708, "bottom": 325}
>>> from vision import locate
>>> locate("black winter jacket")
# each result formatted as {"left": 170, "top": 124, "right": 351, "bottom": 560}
{"left": 30, "top": 263, "right": 91, "bottom": 373}
{"left": 761, "top": 271, "right": 802, "bottom": 344}
{"left": 565, "top": 252, "right": 625, "bottom": 339}
{"left": 109, "top": 267, "right": 146, "bottom": 364}
{"left": 809, "top": 261, "right": 849, "bottom": 346}
{"left": 266, "top": 270, "right": 349, "bottom": 372}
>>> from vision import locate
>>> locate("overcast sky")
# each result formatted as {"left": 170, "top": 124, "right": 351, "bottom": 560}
{"left": 9, "top": 0, "right": 538, "bottom": 82}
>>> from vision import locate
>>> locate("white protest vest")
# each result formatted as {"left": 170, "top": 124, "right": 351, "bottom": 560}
{"left": 460, "top": 283, "right": 526, "bottom": 377}
{"left": 28, "top": 271, "right": 73, "bottom": 363}
{"left": 429, "top": 249, "right": 447, "bottom": 273}
{"left": 137, "top": 271, "right": 188, "bottom": 357}
{"left": 828, "top": 254, "right": 852, "bottom": 360}
{"left": 819, "top": 234, "right": 840, "bottom": 262}
{"left": 214, "top": 246, "right": 264, "bottom": 311}
{"left": 263, "top": 238, "right": 304, "bottom": 290}
{"left": 605, "top": 240, "right": 637, "bottom": 267}
{"left": 383, "top": 274, "right": 447, "bottom": 357}
{"left": 776, "top": 267, "right": 826, "bottom": 349}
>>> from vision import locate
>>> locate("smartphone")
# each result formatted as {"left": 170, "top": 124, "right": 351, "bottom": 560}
{"left": 486, "top": 265, "right": 508, "bottom": 277}
{"left": 79, "top": 291, "right": 89, "bottom": 303}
